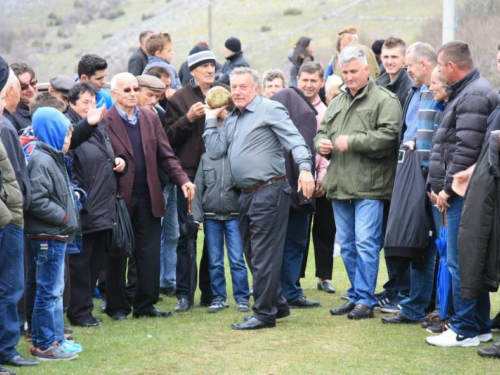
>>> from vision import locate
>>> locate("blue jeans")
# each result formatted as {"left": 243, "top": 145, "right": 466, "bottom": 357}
{"left": 446, "top": 196, "right": 490, "bottom": 337}
{"left": 400, "top": 202, "right": 441, "bottom": 321}
{"left": 332, "top": 199, "right": 384, "bottom": 307}
{"left": 204, "top": 219, "right": 250, "bottom": 303}
{"left": 160, "top": 185, "right": 178, "bottom": 289}
{"left": 0, "top": 224, "right": 24, "bottom": 362}
{"left": 31, "top": 239, "right": 66, "bottom": 350}
{"left": 281, "top": 209, "right": 310, "bottom": 302}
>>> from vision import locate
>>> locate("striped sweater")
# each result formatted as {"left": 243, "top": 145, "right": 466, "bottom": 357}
{"left": 415, "top": 85, "right": 441, "bottom": 168}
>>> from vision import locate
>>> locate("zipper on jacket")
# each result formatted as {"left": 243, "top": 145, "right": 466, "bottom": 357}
{"left": 221, "top": 157, "right": 224, "bottom": 215}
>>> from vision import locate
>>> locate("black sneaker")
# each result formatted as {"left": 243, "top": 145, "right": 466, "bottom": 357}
{"left": 380, "top": 295, "right": 402, "bottom": 314}
{"left": 236, "top": 301, "right": 251, "bottom": 313}
{"left": 374, "top": 292, "right": 393, "bottom": 311}
{"left": 207, "top": 297, "right": 228, "bottom": 313}
{"left": 174, "top": 298, "right": 190, "bottom": 312}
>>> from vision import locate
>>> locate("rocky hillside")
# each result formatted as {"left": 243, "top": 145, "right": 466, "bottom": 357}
{"left": 1, "top": 0, "right": 499, "bottom": 86}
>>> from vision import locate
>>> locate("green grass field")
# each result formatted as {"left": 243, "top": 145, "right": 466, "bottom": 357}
{"left": 11, "top": 234, "right": 500, "bottom": 374}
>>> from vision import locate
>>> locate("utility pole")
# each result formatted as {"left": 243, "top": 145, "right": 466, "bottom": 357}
{"left": 208, "top": 0, "right": 213, "bottom": 47}
{"left": 442, "top": 0, "right": 455, "bottom": 44}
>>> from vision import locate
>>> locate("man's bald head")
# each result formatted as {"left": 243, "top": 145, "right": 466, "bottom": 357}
{"left": 4, "top": 69, "right": 21, "bottom": 113}
{"left": 110, "top": 72, "right": 138, "bottom": 90}
{"left": 110, "top": 72, "right": 139, "bottom": 110}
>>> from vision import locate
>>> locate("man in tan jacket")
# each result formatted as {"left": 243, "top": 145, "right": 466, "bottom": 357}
{"left": 334, "top": 26, "right": 381, "bottom": 80}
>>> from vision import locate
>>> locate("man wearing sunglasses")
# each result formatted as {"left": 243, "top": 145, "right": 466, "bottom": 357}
{"left": 10, "top": 62, "right": 38, "bottom": 134}
{"left": 103, "top": 72, "right": 195, "bottom": 320}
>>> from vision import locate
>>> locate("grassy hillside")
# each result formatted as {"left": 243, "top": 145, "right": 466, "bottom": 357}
{"left": 1, "top": 0, "right": 438, "bottom": 81}
{"left": 2, "top": 0, "right": 499, "bottom": 86}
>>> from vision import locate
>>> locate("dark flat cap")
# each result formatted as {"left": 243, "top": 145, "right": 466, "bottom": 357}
{"left": 49, "top": 75, "right": 75, "bottom": 94}
{"left": 0, "top": 56, "right": 9, "bottom": 92}
{"left": 338, "top": 26, "right": 357, "bottom": 35}
{"left": 137, "top": 75, "right": 166, "bottom": 91}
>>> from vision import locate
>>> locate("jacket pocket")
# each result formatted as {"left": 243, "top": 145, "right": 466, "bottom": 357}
{"left": 357, "top": 156, "right": 384, "bottom": 192}
{"left": 203, "top": 167, "right": 216, "bottom": 186}
{"left": 54, "top": 176, "right": 69, "bottom": 197}
{"left": 323, "top": 107, "right": 342, "bottom": 137}
{"left": 356, "top": 108, "right": 376, "bottom": 131}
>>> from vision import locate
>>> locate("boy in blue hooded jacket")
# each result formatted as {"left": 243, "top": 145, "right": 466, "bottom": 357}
{"left": 24, "top": 107, "right": 82, "bottom": 361}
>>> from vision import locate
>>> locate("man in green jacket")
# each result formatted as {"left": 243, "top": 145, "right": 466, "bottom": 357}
{"left": 315, "top": 47, "right": 400, "bottom": 320}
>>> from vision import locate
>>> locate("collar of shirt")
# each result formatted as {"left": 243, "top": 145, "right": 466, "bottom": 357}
{"left": 241, "top": 95, "right": 261, "bottom": 113}
{"left": 344, "top": 82, "right": 368, "bottom": 101}
{"left": 311, "top": 95, "right": 322, "bottom": 108}
{"left": 116, "top": 105, "right": 140, "bottom": 125}
{"left": 230, "top": 95, "right": 261, "bottom": 116}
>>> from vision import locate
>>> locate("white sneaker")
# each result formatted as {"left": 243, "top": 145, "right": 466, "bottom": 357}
{"left": 425, "top": 328, "right": 480, "bottom": 347}
{"left": 478, "top": 333, "right": 493, "bottom": 343}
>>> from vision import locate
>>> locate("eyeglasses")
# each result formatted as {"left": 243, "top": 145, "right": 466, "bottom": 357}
{"left": 116, "top": 86, "right": 140, "bottom": 93}
{"left": 20, "top": 79, "right": 38, "bottom": 91}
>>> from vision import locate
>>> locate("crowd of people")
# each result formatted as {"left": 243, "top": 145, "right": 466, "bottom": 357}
{"left": 1, "top": 25, "right": 500, "bottom": 373}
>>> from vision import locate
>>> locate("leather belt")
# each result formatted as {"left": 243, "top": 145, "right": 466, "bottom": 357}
{"left": 243, "top": 176, "right": 286, "bottom": 193}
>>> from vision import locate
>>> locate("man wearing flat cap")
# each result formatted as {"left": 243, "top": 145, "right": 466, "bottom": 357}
{"left": 137, "top": 74, "right": 166, "bottom": 123}
{"left": 49, "top": 75, "right": 75, "bottom": 107}
{"left": 164, "top": 47, "right": 229, "bottom": 312}
{"left": 335, "top": 26, "right": 380, "bottom": 79}
{"left": 216, "top": 37, "right": 250, "bottom": 85}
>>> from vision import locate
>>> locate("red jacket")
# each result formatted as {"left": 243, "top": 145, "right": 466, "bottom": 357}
{"left": 105, "top": 106, "right": 189, "bottom": 218}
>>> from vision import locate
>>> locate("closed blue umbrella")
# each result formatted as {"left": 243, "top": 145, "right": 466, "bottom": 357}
{"left": 436, "top": 212, "right": 451, "bottom": 323}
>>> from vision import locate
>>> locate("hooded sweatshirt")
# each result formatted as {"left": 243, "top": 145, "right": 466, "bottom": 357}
{"left": 24, "top": 107, "right": 80, "bottom": 241}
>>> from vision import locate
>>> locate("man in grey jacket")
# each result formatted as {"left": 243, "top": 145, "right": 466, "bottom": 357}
{"left": 204, "top": 67, "right": 315, "bottom": 330}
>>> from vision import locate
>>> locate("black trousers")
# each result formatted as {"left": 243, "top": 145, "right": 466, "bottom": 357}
{"left": 23, "top": 242, "right": 36, "bottom": 331}
{"left": 105, "top": 194, "right": 162, "bottom": 316}
{"left": 239, "top": 181, "right": 290, "bottom": 324}
{"left": 301, "top": 195, "right": 336, "bottom": 280}
{"left": 382, "top": 201, "right": 410, "bottom": 298}
{"left": 67, "top": 230, "right": 106, "bottom": 323}
{"left": 175, "top": 183, "right": 212, "bottom": 303}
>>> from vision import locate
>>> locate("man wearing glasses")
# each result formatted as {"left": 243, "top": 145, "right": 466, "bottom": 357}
{"left": 103, "top": 72, "right": 195, "bottom": 320}
{"left": 10, "top": 62, "right": 38, "bottom": 134}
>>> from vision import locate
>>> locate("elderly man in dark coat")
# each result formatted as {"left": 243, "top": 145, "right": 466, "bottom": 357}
{"left": 104, "top": 72, "right": 195, "bottom": 320}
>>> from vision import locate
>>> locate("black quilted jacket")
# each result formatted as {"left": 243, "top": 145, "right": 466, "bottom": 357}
{"left": 428, "top": 68, "right": 498, "bottom": 195}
